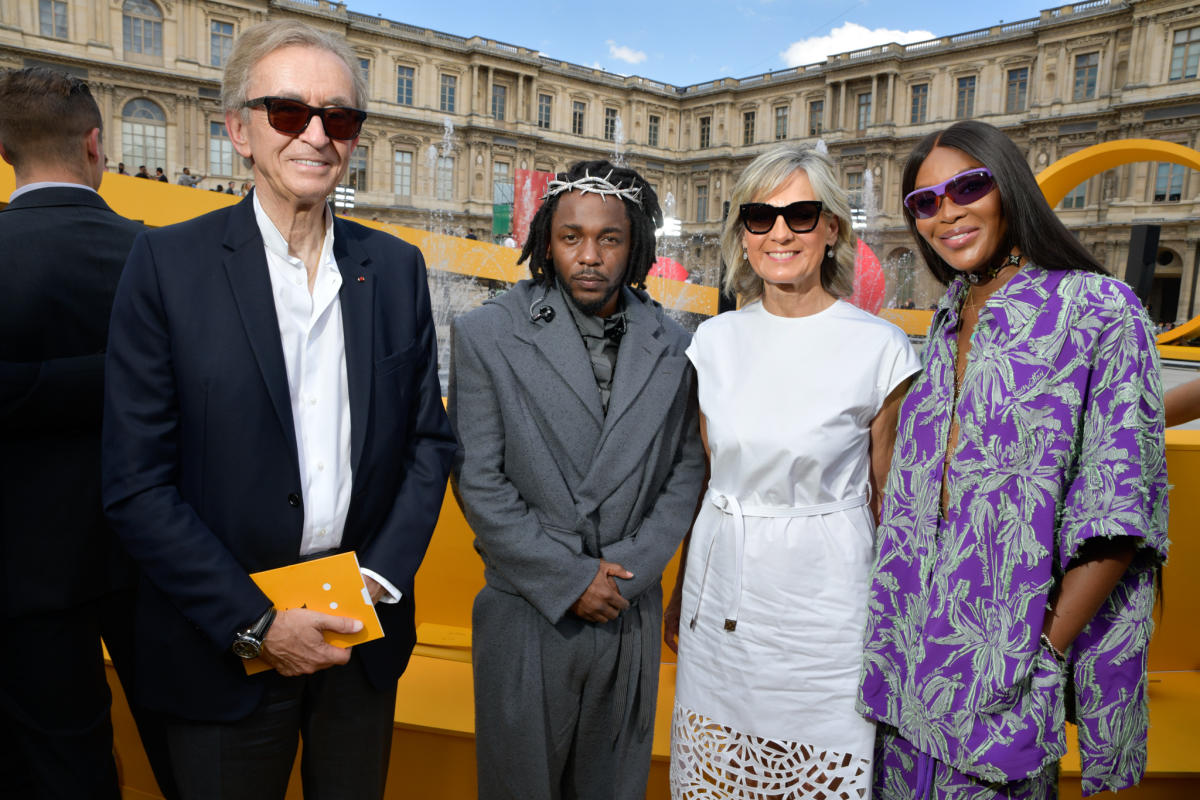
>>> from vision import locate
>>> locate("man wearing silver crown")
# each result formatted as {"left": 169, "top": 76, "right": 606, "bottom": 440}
{"left": 449, "top": 160, "right": 706, "bottom": 799}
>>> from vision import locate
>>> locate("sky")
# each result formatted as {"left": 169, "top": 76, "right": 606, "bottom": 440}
{"left": 345, "top": 0, "right": 1061, "bottom": 87}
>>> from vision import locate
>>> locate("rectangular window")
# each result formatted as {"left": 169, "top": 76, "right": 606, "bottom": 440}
{"left": 696, "top": 185, "right": 708, "bottom": 223}
{"left": 1154, "top": 162, "right": 1185, "bottom": 202}
{"left": 1073, "top": 52, "right": 1099, "bottom": 100}
{"left": 436, "top": 156, "right": 454, "bottom": 201}
{"left": 856, "top": 92, "right": 872, "bottom": 131}
{"left": 39, "top": 0, "right": 67, "bottom": 39}
{"left": 538, "top": 94, "right": 552, "bottom": 129}
{"left": 743, "top": 111, "right": 755, "bottom": 146}
{"left": 1006, "top": 68, "right": 1028, "bottom": 113}
{"left": 809, "top": 101, "right": 823, "bottom": 137}
{"left": 647, "top": 114, "right": 660, "bottom": 147}
{"left": 396, "top": 66, "right": 414, "bottom": 106}
{"left": 1061, "top": 181, "right": 1087, "bottom": 209}
{"left": 1170, "top": 26, "right": 1200, "bottom": 80}
{"left": 910, "top": 84, "right": 928, "bottom": 124}
{"left": 572, "top": 101, "right": 585, "bottom": 136}
{"left": 491, "top": 84, "right": 507, "bottom": 121}
{"left": 604, "top": 108, "right": 619, "bottom": 141}
{"left": 698, "top": 116, "right": 711, "bottom": 149}
{"left": 774, "top": 106, "right": 788, "bottom": 140}
{"left": 846, "top": 171, "right": 864, "bottom": 209}
{"left": 210, "top": 20, "right": 234, "bottom": 67}
{"left": 124, "top": 2, "right": 163, "bottom": 56}
{"left": 393, "top": 150, "right": 412, "bottom": 197}
{"left": 493, "top": 161, "right": 513, "bottom": 204}
{"left": 440, "top": 74, "right": 456, "bottom": 113}
{"left": 358, "top": 58, "right": 371, "bottom": 88}
{"left": 956, "top": 76, "right": 976, "bottom": 119}
{"left": 346, "top": 147, "right": 368, "bottom": 192}
{"left": 208, "top": 121, "right": 232, "bottom": 176}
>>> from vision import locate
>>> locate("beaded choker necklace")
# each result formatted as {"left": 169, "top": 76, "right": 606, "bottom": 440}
{"left": 965, "top": 252, "right": 1022, "bottom": 284}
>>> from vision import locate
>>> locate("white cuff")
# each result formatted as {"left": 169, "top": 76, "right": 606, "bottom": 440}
{"left": 360, "top": 568, "right": 402, "bottom": 604}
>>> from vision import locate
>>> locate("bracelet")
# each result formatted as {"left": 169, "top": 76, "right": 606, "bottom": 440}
{"left": 1040, "top": 633, "right": 1068, "bottom": 665}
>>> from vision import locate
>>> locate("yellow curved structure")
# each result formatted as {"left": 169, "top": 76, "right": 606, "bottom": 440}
{"left": 1035, "top": 138, "right": 1200, "bottom": 208}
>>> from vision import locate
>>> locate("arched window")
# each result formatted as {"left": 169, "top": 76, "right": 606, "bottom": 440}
{"left": 123, "top": 0, "right": 163, "bottom": 57}
{"left": 122, "top": 99, "right": 166, "bottom": 171}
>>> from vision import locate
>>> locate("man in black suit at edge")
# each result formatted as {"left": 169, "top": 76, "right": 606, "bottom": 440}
{"left": 0, "top": 67, "right": 176, "bottom": 799}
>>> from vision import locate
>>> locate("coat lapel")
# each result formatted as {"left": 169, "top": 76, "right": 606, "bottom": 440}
{"left": 522, "top": 284, "right": 605, "bottom": 426}
{"left": 221, "top": 196, "right": 298, "bottom": 465}
{"left": 595, "top": 288, "right": 668, "bottom": 450}
{"left": 334, "top": 218, "right": 373, "bottom": 476}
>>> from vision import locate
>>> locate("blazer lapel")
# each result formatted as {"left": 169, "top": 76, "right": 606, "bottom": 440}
{"left": 334, "top": 218, "right": 373, "bottom": 476}
{"left": 221, "top": 196, "right": 298, "bottom": 464}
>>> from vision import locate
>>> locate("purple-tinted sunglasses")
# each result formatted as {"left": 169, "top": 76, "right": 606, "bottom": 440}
{"left": 903, "top": 167, "right": 996, "bottom": 219}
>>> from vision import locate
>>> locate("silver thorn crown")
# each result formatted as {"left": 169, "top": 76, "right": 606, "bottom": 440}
{"left": 544, "top": 169, "right": 642, "bottom": 208}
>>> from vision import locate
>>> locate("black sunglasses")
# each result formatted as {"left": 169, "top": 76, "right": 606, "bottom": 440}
{"left": 243, "top": 96, "right": 367, "bottom": 141}
{"left": 739, "top": 201, "right": 824, "bottom": 235}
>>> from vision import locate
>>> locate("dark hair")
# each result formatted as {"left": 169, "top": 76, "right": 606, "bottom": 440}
{"left": 902, "top": 120, "right": 1106, "bottom": 284}
{"left": 0, "top": 67, "right": 101, "bottom": 171}
{"left": 518, "top": 159, "right": 663, "bottom": 289}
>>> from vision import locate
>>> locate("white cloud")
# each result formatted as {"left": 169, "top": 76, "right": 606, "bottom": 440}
{"left": 607, "top": 40, "right": 647, "bottom": 65}
{"left": 781, "top": 22, "right": 934, "bottom": 66}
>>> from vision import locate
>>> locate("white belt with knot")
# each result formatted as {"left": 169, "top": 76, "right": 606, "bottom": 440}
{"left": 688, "top": 489, "right": 869, "bottom": 632}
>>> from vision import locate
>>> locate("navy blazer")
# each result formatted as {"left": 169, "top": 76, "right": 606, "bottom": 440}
{"left": 102, "top": 194, "right": 456, "bottom": 720}
{"left": 0, "top": 187, "right": 144, "bottom": 617}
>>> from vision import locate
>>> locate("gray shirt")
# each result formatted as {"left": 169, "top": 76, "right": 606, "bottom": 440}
{"left": 559, "top": 283, "right": 626, "bottom": 414}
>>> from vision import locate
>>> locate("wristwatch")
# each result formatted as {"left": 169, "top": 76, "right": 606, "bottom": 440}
{"left": 232, "top": 607, "right": 277, "bottom": 659}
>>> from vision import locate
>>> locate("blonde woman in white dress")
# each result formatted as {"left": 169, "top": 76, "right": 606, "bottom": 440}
{"left": 665, "top": 146, "right": 920, "bottom": 800}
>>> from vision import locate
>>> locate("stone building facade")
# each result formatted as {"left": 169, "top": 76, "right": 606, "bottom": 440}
{"left": 2, "top": 0, "right": 1197, "bottom": 318}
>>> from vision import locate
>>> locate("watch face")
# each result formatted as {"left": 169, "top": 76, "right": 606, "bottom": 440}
{"left": 232, "top": 636, "right": 261, "bottom": 659}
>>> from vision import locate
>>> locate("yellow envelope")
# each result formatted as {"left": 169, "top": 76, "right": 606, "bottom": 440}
{"left": 242, "top": 551, "right": 385, "bottom": 675}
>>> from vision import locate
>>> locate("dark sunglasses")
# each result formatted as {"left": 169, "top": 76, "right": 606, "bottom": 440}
{"left": 903, "top": 167, "right": 996, "bottom": 219}
{"left": 243, "top": 96, "right": 367, "bottom": 141}
{"left": 739, "top": 200, "right": 824, "bottom": 235}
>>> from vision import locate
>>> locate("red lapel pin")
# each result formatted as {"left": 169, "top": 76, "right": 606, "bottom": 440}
{"left": 356, "top": 276, "right": 366, "bottom": 282}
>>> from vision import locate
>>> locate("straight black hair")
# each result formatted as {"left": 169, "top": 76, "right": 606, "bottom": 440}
{"left": 901, "top": 120, "right": 1107, "bottom": 285}
{"left": 518, "top": 159, "right": 663, "bottom": 289}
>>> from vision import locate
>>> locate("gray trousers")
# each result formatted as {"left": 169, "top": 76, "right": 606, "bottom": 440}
{"left": 473, "top": 585, "right": 659, "bottom": 800}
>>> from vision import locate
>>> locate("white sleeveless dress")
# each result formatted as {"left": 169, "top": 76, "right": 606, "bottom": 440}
{"left": 671, "top": 299, "right": 920, "bottom": 800}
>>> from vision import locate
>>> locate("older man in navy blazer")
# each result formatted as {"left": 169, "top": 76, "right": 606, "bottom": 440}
{"left": 102, "top": 20, "right": 455, "bottom": 799}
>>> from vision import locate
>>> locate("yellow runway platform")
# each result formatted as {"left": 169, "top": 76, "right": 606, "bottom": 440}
{"left": 107, "top": 432, "right": 1200, "bottom": 798}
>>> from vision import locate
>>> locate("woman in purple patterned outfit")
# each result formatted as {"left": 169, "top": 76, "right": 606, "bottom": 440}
{"left": 858, "top": 120, "right": 1168, "bottom": 799}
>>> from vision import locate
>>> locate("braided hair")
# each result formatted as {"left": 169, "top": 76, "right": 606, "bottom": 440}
{"left": 518, "top": 159, "right": 663, "bottom": 289}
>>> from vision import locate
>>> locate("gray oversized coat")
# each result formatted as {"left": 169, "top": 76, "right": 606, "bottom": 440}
{"left": 448, "top": 278, "right": 706, "bottom": 733}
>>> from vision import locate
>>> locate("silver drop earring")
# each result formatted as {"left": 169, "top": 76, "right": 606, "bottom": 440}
{"left": 742, "top": 248, "right": 749, "bottom": 261}
{"left": 826, "top": 246, "right": 834, "bottom": 259}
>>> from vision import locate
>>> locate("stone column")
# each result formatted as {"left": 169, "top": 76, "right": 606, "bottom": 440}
{"left": 824, "top": 83, "right": 833, "bottom": 135}
{"left": 838, "top": 81, "right": 846, "bottom": 131}
{"left": 870, "top": 74, "right": 878, "bottom": 125}
{"left": 469, "top": 64, "right": 478, "bottom": 115}
{"left": 485, "top": 67, "right": 493, "bottom": 118}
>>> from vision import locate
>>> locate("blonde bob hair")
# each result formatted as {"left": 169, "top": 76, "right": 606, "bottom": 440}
{"left": 721, "top": 146, "right": 856, "bottom": 303}
{"left": 221, "top": 20, "right": 367, "bottom": 116}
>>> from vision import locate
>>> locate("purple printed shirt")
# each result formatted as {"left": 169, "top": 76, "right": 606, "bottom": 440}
{"left": 858, "top": 265, "right": 1169, "bottom": 795}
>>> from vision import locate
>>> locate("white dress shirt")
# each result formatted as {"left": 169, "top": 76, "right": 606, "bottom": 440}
{"left": 254, "top": 194, "right": 399, "bottom": 603}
